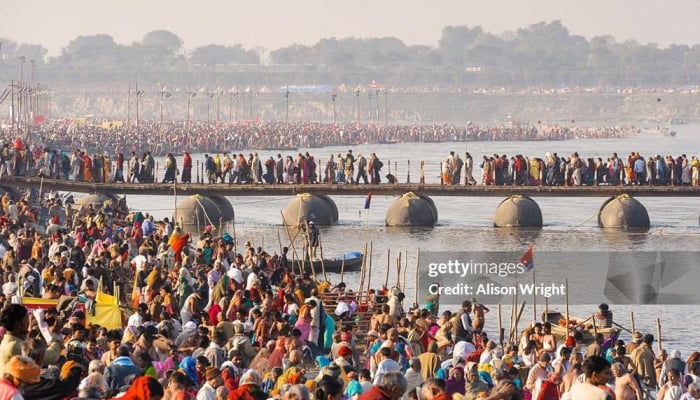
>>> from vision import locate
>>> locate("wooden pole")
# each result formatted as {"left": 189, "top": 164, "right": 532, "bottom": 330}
{"left": 277, "top": 228, "right": 283, "bottom": 259}
{"left": 403, "top": 249, "right": 408, "bottom": 292}
{"left": 498, "top": 304, "right": 504, "bottom": 347}
{"left": 232, "top": 213, "right": 238, "bottom": 256}
{"left": 357, "top": 242, "right": 367, "bottom": 294}
{"left": 656, "top": 318, "right": 662, "bottom": 354}
{"left": 340, "top": 255, "right": 345, "bottom": 283}
{"left": 396, "top": 254, "right": 402, "bottom": 289}
{"left": 414, "top": 249, "right": 420, "bottom": 305}
{"left": 513, "top": 282, "right": 519, "bottom": 338}
{"left": 630, "top": 312, "right": 636, "bottom": 335}
{"left": 512, "top": 301, "right": 526, "bottom": 343}
{"left": 565, "top": 278, "right": 570, "bottom": 339}
{"left": 533, "top": 270, "right": 537, "bottom": 322}
{"left": 509, "top": 289, "right": 516, "bottom": 343}
{"left": 319, "top": 236, "right": 328, "bottom": 282}
{"left": 367, "top": 241, "right": 373, "bottom": 291}
{"left": 592, "top": 314, "right": 598, "bottom": 336}
{"left": 280, "top": 211, "right": 301, "bottom": 275}
{"left": 173, "top": 179, "right": 178, "bottom": 227}
{"left": 385, "top": 249, "right": 391, "bottom": 288}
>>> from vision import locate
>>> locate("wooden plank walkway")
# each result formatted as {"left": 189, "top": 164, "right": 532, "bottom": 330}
{"left": 4, "top": 175, "right": 700, "bottom": 197}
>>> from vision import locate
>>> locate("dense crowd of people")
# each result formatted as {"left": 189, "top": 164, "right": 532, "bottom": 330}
{"left": 0, "top": 136, "right": 698, "bottom": 189}
{"left": 0, "top": 120, "right": 635, "bottom": 158}
{"left": 0, "top": 181, "right": 694, "bottom": 400}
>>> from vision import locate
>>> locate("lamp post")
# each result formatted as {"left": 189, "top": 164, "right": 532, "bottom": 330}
{"left": 30, "top": 59, "right": 35, "bottom": 125}
{"left": 241, "top": 92, "right": 247, "bottom": 121}
{"left": 285, "top": 85, "right": 290, "bottom": 128}
{"left": 185, "top": 90, "right": 196, "bottom": 130}
{"left": 331, "top": 92, "right": 337, "bottom": 129}
{"left": 18, "top": 56, "right": 25, "bottom": 131}
{"left": 367, "top": 91, "right": 373, "bottom": 123}
{"left": 159, "top": 85, "right": 171, "bottom": 127}
{"left": 235, "top": 90, "right": 239, "bottom": 122}
{"left": 127, "top": 83, "right": 131, "bottom": 129}
{"left": 375, "top": 89, "right": 380, "bottom": 123}
{"left": 355, "top": 89, "right": 360, "bottom": 127}
{"left": 384, "top": 89, "right": 388, "bottom": 127}
{"left": 215, "top": 88, "right": 222, "bottom": 124}
{"left": 134, "top": 82, "right": 144, "bottom": 132}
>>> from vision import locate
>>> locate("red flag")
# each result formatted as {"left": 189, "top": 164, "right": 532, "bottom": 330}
{"left": 364, "top": 192, "right": 372, "bottom": 209}
{"left": 520, "top": 246, "right": 534, "bottom": 270}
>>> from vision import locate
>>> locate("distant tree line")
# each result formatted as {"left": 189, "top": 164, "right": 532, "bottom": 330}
{"left": 2, "top": 21, "right": 699, "bottom": 88}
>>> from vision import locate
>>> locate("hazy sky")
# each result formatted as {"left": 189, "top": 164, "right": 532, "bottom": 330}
{"left": 1, "top": 0, "right": 699, "bottom": 56}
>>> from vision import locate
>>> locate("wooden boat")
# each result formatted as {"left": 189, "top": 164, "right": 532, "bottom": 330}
{"left": 293, "top": 251, "right": 363, "bottom": 274}
{"left": 543, "top": 311, "right": 621, "bottom": 345}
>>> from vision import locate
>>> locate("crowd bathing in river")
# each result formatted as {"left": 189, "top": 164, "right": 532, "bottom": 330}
{"left": 0, "top": 122, "right": 696, "bottom": 400}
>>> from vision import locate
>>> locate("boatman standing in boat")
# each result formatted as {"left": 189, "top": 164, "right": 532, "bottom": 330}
{"left": 595, "top": 303, "right": 613, "bottom": 329}
{"left": 304, "top": 221, "right": 320, "bottom": 262}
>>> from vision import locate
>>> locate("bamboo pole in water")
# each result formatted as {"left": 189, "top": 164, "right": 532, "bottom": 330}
{"left": 414, "top": 249, "right": 421, "bottom": 305}
{"left": 340, "top": 256, "right": 345, "bottom": 283}
{"left": 385, "top": 249, "right": 391, "bottom": 287}
{"left": 367, "top": 241, "right": 373, "bottom": 291}
{"left": 403, "top": 249, "right": 408, "bottom": 292}
{"left": 280, "top": 211, "right": 301, "bottom": 275}
{"left": 656, "top": 318, "right": 662, "bottom": 354}
{"left": 396, "top": 253, "right": 402, "bottom": 289}
{"left": 565, "top": 279, "right": 570, "bottom": 338}
{"left": 532, "top": 270, "right": 537, "bottom": 322}
{"left": 319, "top": 236, "right": 328, "bottom": 282}
{"left": 630, "top": 312, "right": 636, "bottom": 335}
{"left": 498, "top": 304, "right": 503, "bottom": 347}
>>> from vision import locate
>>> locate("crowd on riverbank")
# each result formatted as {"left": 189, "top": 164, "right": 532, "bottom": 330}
{"left": 0, "top": 185, "right": 695, "bottom": 400}
{"left": 0, "top": 120, "right": 635, "bottom": 157}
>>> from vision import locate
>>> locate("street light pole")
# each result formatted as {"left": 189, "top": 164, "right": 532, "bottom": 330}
{"left": 135, "top": 82, "right": 144, "bottom": 133}
{"left": 384, "top": 90, "right": 388, "bottom": 127}
{"left": 18, "top": 56, "right": 25, "bottom": 132}
{"left": 127, "top": 83, "right": 131, "bottom": 130}
{"left": 185, "top": 90, "right": 196, "bottom": 131}
{"left": 367, "top": 91, "right": 373, "bottom": 122}
{"left": 331, "top": 92, "right": 337, "bottom": 129}
{"left": 375, "top": 89, "right": 380, "bottom": 123}
{"left": 355, "top": 89, "right": 360, "bottom": 128}
{"left": 285, "top": 85, "right": 290, "bottom": 129}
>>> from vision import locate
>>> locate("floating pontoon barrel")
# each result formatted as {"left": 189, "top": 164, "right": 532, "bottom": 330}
{"left": 175, "top": 195, "right": 224, "bottom": 234}
{"left": 493, "top": 195, "right": 543, "bottom": 228}
{"left": 77, "top": 193, "right": 126, "bottom": 212}
{"left": 209, "top": 196, "right": 235, "bottom": 222}
{"left": 385, "top": 192, "right": 438, "bottom": 227}
{"left": 282, "top": 193, "right": 338, "bottom": 226}
{"left": 598, "top": 194, "right": 650, "bottom": 229}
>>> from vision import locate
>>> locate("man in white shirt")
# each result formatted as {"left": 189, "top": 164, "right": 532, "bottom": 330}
{"left": 374, "top": 346, "right": 401, "bottom": 385}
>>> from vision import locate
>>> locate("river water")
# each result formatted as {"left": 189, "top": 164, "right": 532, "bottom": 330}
{"left": 122, "top": 123, "right": 699, "bottom": 356}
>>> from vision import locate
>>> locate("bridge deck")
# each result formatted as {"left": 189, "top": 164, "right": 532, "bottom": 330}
{"left": 2, "top": 176, "right": 699, "bottom": 197}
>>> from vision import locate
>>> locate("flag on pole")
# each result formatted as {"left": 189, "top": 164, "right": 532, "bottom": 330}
{"left": 520, "top": 246, "right": 534, "bottom": 270}
{"left": 364, "top": 192, "right": 372, "bottom": 209}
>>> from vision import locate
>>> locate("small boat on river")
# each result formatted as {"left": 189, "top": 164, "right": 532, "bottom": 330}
{"left": 293, "top": 251, "right": 363, "bottom": 274}
{"left": 543, "top": 310, "right": 621, "bottom": 345}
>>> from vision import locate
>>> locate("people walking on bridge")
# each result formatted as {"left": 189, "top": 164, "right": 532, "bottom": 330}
{"left": 162, "top": 153, "right": 177, "bottom": 184}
